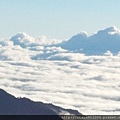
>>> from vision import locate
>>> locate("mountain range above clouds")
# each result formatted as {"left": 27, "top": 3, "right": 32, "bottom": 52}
{"left": 0, "top": 26, "right": 120, "bottom": 61}
{"left": 9, "top": 26, "right": 120, "bottom": 55}
{"left": 60, "top": 26, "right": 120, "bottom": 55}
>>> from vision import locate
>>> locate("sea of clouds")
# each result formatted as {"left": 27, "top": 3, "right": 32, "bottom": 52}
{"left": 0, "top": 26, "right": 120, "bottom": 115}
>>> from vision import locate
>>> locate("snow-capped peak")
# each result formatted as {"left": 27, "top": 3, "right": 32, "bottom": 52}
{"left": 104, "top": 26, "right": 120, "bottom": 34}
{"left": 96, "top": 26, "right": 120, "bottom": 35}
{"left": 78, "top": 31, "right": 88, "bottom": 37}
{"left": 105, "top": 26, "right": 119, "bottom": 32}
{"left": 70, "top": 31, "right": 88, "bottom": 41}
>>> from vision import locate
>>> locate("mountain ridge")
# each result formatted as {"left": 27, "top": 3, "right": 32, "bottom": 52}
{"left": 1, "top": 26, "right": 120, "bottom": 55}
{"left": 60, "top": 26, "right": 120, "bottom": 54}
{"left": 0, "top": 88, "right": 81, "bottom": 115}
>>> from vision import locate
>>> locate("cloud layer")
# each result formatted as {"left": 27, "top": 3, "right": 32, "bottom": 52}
{"left": 0, "top": 26, "right": 120, "bottom": 115}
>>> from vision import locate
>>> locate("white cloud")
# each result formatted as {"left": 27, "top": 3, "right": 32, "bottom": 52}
{"left": 0, "top": 55, "right": 120, "bottom": 115}
{"left": 0, "top": 27, "right": 120, "bottom": 115}
{"left": 35, "top": 36, "right": 62, "bottom": 45}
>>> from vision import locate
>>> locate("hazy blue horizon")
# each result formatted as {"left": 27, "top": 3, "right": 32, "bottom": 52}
{"left": 0, "top": 0, "right": 120, "bottom": 39}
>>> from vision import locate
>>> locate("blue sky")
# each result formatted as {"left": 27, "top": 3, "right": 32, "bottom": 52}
{"left": 0, "top": 0, "right": 120, "bottom": 39}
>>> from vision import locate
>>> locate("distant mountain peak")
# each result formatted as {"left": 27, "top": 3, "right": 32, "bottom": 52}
{"left": 60, "top": 26, "right": 120, "bottom": 54}
{"left": 96, "top": 26, "right": 120, "bottom": 35}
{"left": 105, "top": 26, "right": 120, "bottom": 33}
{"left": 78, "top": 31, "right": 88, "bottom": 37}
{"left": 70, "top": 31, "right": 88, "bottom": 40}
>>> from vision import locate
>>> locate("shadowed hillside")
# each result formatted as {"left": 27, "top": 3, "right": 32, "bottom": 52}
{"left": 0, "top": 89, "right": 81, "bottom": 116}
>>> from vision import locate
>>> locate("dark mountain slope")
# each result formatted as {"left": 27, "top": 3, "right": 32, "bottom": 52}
{"left": 0, "top": 89, "right": 81, "bottom": 116}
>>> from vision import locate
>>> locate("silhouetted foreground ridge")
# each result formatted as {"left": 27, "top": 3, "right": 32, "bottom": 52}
{"left": 0, "top": 89, "right": 81, "bottom": 115}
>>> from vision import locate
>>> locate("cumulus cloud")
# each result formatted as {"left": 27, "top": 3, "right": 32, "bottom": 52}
{"left": 35, "top": 36, "right": 62, "bottom": 45}
{"left": 10, "top": 32, "right": 62, "bottom": 48}
{"left": 10, "top": 32, "right": 35, "bottom": 48}
{"left": 0, "top": 26, "right": 120, "bottom": 115}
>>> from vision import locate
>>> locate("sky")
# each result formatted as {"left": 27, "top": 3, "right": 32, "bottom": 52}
{"left": 0, "top": 0, "right": 120, "bottom": 39}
